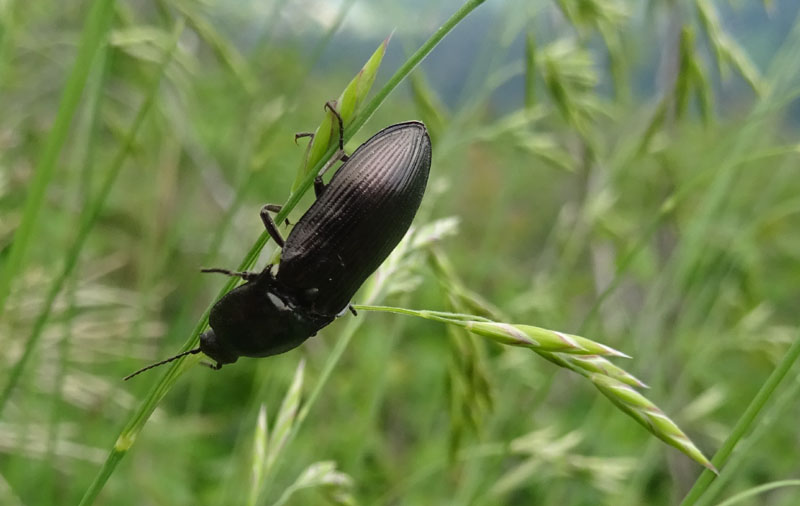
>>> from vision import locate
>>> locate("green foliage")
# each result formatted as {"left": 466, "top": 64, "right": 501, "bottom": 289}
{"left": 0, "top": 0, "right": 114, "bottom": 320}
{"left": 1, "top": 1, "right": 799, "bottom": 505}
{"left": 291, "top": 36, "right": 388, "bottom": 191}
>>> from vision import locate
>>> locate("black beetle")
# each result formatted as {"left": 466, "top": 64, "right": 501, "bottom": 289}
{"left": 125, "top": 103, "right": 431, "bottom": 380}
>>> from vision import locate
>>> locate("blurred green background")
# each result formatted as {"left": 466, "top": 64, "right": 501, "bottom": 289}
{"left": 1, "top": 0, "right": 800, "bottom": 504}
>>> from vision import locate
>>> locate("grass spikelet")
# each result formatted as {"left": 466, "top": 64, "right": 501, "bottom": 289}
{"left": 591, "top": 374, "right": 717, "bottom": 473}
{"left": 274, "top": 461, "right": 355, "bottom": 506}
{"left": 291, "top": 36, "right": 389, "bottom": 191}
{"left": 541, "top": 352, "right": 648, "bottom": 388}
{"left": 463, "top": 321, "right": 629, "bottom": 357}
{"left": 356, "top": 303, "right": 714, "bottom": 471}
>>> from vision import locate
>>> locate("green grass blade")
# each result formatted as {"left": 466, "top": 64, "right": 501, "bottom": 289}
{"left": 0, "top": 0, "right": 114, "bottom": 320}
{"left": 699, "top": 363, "right": 800, "bottom": 503}
{"left": 42, "top": 36, "right": 111, "bottom": 501}
{"left": 714, "top": 480, "right": 800, "bottom": 506}
{"left": 0, "top": 19, "right": 185, "bottom": 419}
{"left": 63, "top": 19, "right": 182, "bottom": 504}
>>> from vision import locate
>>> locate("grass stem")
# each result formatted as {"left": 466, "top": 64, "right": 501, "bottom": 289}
{"left": 680, "top": 330, "right": 800, "bottom": 506}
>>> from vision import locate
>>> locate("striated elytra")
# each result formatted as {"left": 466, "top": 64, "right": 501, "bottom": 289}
{"left": 125, "top": 104, "right": 431, "bottom": 380}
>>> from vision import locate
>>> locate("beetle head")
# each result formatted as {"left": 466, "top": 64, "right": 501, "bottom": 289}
{"left": 199, "top": 328, "right": 239, "bottom": 366}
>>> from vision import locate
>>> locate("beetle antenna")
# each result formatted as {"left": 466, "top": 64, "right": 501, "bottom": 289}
{"left": 123, "top": 348, "right": 202, "bottom": 381}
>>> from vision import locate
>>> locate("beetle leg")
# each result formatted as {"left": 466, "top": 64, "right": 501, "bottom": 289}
{"left": 262, "top": 203, "right": 291, "bottom": 226}
{"left": 314, "top": 176, "right": 326, "bottom": 198}
{"left": 313, "top": 103, "right": 351, "bottom": 198}
{"left": 260, "top": 204, "right": 286, "bottom": 247}
{"left": 348, "top": 304, "right": 358, "bottom": 316}
{"left": 294, "top": 132, "right": 314, "bottom": 145}
{"left": 200, "top": 268, "right": 259, "bottom": 282}
{"left": 314, "top": 154, "right": 345, "bottom": 197}
{"left": 324, "top": 101, "right": 345, "bottom": 150}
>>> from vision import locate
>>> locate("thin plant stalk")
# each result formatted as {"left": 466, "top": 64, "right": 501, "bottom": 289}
{"left": 679, "top": 331, "right": 800, "bottom": 506}
{"left": 43, "top": 39, "right": 111, "bottom": 502}
{"left": 698, "top": 365, "right": 800, "bottom": 504}
{"left": 0, "top": 0, "right": 114, "bottom": 320}
{"left": 78, "top": 1, "right": 489, "bottom": 503}
{"left": 714, "top": 480, "right": 800, "bottom": 506}
{"left": 183, "top": 146, "right": 270, "bottom": 416}
{"left": 353, "top": 305, "right": 628, "bottom": 357}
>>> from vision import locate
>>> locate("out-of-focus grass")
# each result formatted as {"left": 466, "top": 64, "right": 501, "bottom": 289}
{"left": 1, "top": 1, "right": 800, "bottom": 505}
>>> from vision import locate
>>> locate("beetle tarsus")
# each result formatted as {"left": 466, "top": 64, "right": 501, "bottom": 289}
{"left": 200, "top": 360, "right": 223, "bottom": 371}
{"left": 348, "top": 304, "right": 358, "bottom": 317}
{"left": 201, "top": 268, "right": 259, "bottom": 281}
{"left": 260, "top": 204, "right": 286, "bottom": 247}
